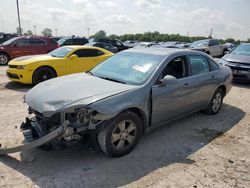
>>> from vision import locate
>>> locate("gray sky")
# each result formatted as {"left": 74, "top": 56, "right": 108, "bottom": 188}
{"left": 0, "top": 0, "right": 249, "bottom": 40}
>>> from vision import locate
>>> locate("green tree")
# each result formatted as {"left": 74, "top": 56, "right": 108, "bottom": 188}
{"left": 90, "top": 30, "right": 107, "bottom": 39}
{"left": 27, "top": 30, "right": 33, "bottom": 35}
{"left": 247, "top": 38, "right": 250, "bottom": 43}
{"left": 41, "top": 28, "right": 52, "bottom": 37}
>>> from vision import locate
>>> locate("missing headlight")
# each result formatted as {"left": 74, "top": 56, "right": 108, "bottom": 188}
{"left": 66, "top": 108, "right": 97, "bottom": 125}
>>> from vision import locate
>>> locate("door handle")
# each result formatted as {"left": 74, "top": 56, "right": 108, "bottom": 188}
{"left": 211, "top": 75, "right": 216, "bottom": 79}
{"left": 183, "top": 83, "right": 189, "bottom": 88}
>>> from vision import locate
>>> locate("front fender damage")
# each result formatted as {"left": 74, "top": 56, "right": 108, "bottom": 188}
{"left": 0, "top": 119, "right": 69, "bottom": 155}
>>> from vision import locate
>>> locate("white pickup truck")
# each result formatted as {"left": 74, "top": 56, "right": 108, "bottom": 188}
{"left": 190, "top": 39, "right": 226, "bottom": 57}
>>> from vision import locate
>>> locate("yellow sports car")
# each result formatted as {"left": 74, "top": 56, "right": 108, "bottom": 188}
{"left": 6, "top": 46, "right": 113, "bottom": 84}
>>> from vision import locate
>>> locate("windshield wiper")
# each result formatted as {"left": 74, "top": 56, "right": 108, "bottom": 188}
{"left": 98, "top": 76, "right": 127, "bottom": 84}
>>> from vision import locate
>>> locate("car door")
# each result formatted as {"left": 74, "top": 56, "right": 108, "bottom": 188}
{"left": 151, "top": 56, "right": 194, "bottom": 126}
{"left": 29, "top": 38, "right": 47, "bottom": 55}
{"left": 67, "top": 49, "right": 105, "bottom": 74}
{"left": 11, "top": 38, "right": 30, "bottom": 58}
{"left": 186, "top": 55, "right": 219, "bottom": 111}
{"left": 213, "top": 40, "right": 222, "bottom": 56}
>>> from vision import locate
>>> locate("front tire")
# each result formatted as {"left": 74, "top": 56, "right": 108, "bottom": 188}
{"left": 204, "top": 88, "right": 223, "bottom": 115}
{"left": 0, "top": 53, "right": 10, "bottom": 65}
{"left": 32, "top": 67, "right": 56, "bottom": 85}
{"left": 97, "top": 111, "right": 142, "bottom": 157}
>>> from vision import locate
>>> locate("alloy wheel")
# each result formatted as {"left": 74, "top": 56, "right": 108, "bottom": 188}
{"left": 212, "top": 92, "right": 222, "bottom": 113}
{"left": 0, "top": 55, "right": 8, "bottom": 65}
{"left": 111, "top": 120, "right": 137, "bottom": 150}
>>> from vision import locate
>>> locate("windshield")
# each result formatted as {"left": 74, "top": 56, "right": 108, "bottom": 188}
{"left": 90, "top": 51, "right": 165, "bottom": 85}
{"left": 57, "top": 38, "right": 67, "bottom": 45}
{"left": 190, "top": 40, "right": 209, "bottom": 48}
{"left": 2, "top": 37, "right": 19, "bottom": 45}
{"left": 49, "top": 47, "right": 73, "bottom": 57}
{"left": 230, "top": 44, "right": 250, "bottom": 56}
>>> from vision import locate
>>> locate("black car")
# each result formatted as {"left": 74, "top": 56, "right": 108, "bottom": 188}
{"left": 94, "top": 38, "right": 129, "bottom": 52}
{"left": 85, "top": 42, "right": 118, "bottom": 53}
{"left": 0, "top": 33, "right": 17, "bottom": 44}
{"left": 58, "top": 37, "right": 89, "bottom": 46}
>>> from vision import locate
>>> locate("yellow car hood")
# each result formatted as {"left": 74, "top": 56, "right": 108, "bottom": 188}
{"left": 9, "top": 54, "right": 60, "bottom": 65}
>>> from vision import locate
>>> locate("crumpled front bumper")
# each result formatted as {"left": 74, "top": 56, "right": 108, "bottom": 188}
{"left": 0, "top": 118, "right": 68, "bottom": 155}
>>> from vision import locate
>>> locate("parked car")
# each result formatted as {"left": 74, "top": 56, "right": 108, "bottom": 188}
{"left": 149, "top": 44, "right": 179, "bottom": 49}
{"left": 124, "top": 40, "right": 137, "bottom": 48}
{"left": 218, "top": 43, "right": 250, "bottom": 81}
{"left": 164, "top": 41, "right": 182, "bottom": 46}
{"left": 176, "top": 43, "right": 191, "bottom": 49}
{"left": 189, "top": 39, "right": 226, "bottom": 57}
{"left": 223, "top": 43, "right": 236, "bottom": 52}
{"left": 0, "top": 36, "right": 58, "bottom": 65}
{"left": 58, "top": 37, "right": 89, "bottom": 46}
{"left": 12, "top": 48, "right": 232, "bottom": 157}
{"left": 85, "top": 42, "right": 118, "bottom": 53}
{"left": 0, "top": 33, "right": 18, "bottom": 44}
{"left": 51, "top": 37, "right": 62, "bottom": 42}
{"left": 135, "top": 42, "right": 157, "bottom": 48}
{"left": 94, "top": 38, "right": 129, "bottom": 52}
{"left": 6, "top": 46, "right": 113, "bottom": 84}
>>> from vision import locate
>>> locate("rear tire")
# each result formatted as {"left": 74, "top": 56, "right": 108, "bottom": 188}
{"left": 97, "top": 111, "right": 142, "bottom": 157}
{"left": 32, "top": 67, "right": 56, "bottom": 85}
{"left": 204, "top": 88, "right": 223, "bottom": 115}
{"left": 0, "top": 52, "right": 10, "bottom": 65}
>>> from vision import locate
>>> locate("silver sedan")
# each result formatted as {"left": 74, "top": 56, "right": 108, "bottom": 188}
{"left": 0, "top": 48, "right": 233, "bottom": 157}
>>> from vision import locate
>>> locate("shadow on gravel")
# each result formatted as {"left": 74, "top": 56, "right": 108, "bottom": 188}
{"left": 232, "top": 81, "right": 250, "bottom": 89}
{"left": 0, "top": 104, "right": 245, "bottom": 188}
{"left": 4, "top": 81, "right": 32, "bottom": 92}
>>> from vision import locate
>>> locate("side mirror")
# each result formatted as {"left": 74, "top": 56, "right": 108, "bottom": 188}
{"left": 69, "top": 54, "right": 78, "bottom": 60}
{"left": 161, "top": 75, "right": 178, "bottom": 85}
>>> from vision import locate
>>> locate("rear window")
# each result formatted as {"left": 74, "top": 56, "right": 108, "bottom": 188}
{"left": 29, "top": 38, "right": 46, "bottom": 45}
{"left": 73, "top": 49, "right": 104, "bottom": 57}
{"left": 188, "top": 55, "right": 210, "bottom": 76}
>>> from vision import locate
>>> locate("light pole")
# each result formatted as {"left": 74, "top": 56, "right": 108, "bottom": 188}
{"left": 16, "top": 0, "right": 22, "bottom": 36}
{"left": 87, "top": 27, "right": 90, "bottom": 39}
{"left": 33, "top": 25, "right": 36, "bottom": 35}
{"left": 55, "top": 28, "right": 58, "bottom": 36}
{"left": 1, "top": 20, "right": 4, "bottom": 32}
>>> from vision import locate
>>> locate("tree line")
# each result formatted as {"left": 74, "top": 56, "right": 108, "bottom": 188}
{"left": 91, "top": 30, "right": 249, "bottom": 44}
{"left": 15, "top": 27, "right": 250, "bottom": 44}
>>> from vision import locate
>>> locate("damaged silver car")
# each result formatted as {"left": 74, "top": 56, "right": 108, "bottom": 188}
{"left": 0, "top": 48, "right": 232, "bottom": 157}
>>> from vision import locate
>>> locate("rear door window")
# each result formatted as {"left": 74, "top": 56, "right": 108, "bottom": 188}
{"left": 73, "top": 49, "right": 104, "bottom": 57}
{"left": 188, "top": 55, "right": 210, "bottom": 76}
{"left": 64, "top": 39, "right": 73, "bottom": 45}
{"left": 29, "top": 38, "right": 46, "bottom": 45}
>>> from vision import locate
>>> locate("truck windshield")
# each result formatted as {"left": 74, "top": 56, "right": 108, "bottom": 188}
{"left": 190, "top": 40, "right": 209, "bottom": 48}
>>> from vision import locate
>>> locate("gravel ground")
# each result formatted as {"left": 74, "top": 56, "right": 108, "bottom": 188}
{"left": 0, "top": 65, "right": 250, "bottom": 188}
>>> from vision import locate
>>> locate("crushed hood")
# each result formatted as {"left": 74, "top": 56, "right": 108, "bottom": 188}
{"left": 25, "top": 73, "right": 136, "bottom": 116}
{"left": 222, "top": 54, "right": 250, "bottom": 64}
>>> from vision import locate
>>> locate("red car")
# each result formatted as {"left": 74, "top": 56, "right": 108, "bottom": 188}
{"left": 0, "top": 36, "right": 59, "bottom": 65}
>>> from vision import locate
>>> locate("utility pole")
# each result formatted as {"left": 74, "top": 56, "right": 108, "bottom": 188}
{"left": 16, "top": 0, "right": 22, "bottom": 36}
{"left": 55, "top": 28, "right": 58, "bottom": 36}
{"left": 87, "top": 27, "right": 90, "bottom": 39}
{"left": 1, "top": 20, "right": 4, "bottom": 32}
{"left": 210, "top": 28, "right": 213, "bottom": 38}
{"left": 33, "top": 25, "right": 36, "bottom": 35}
